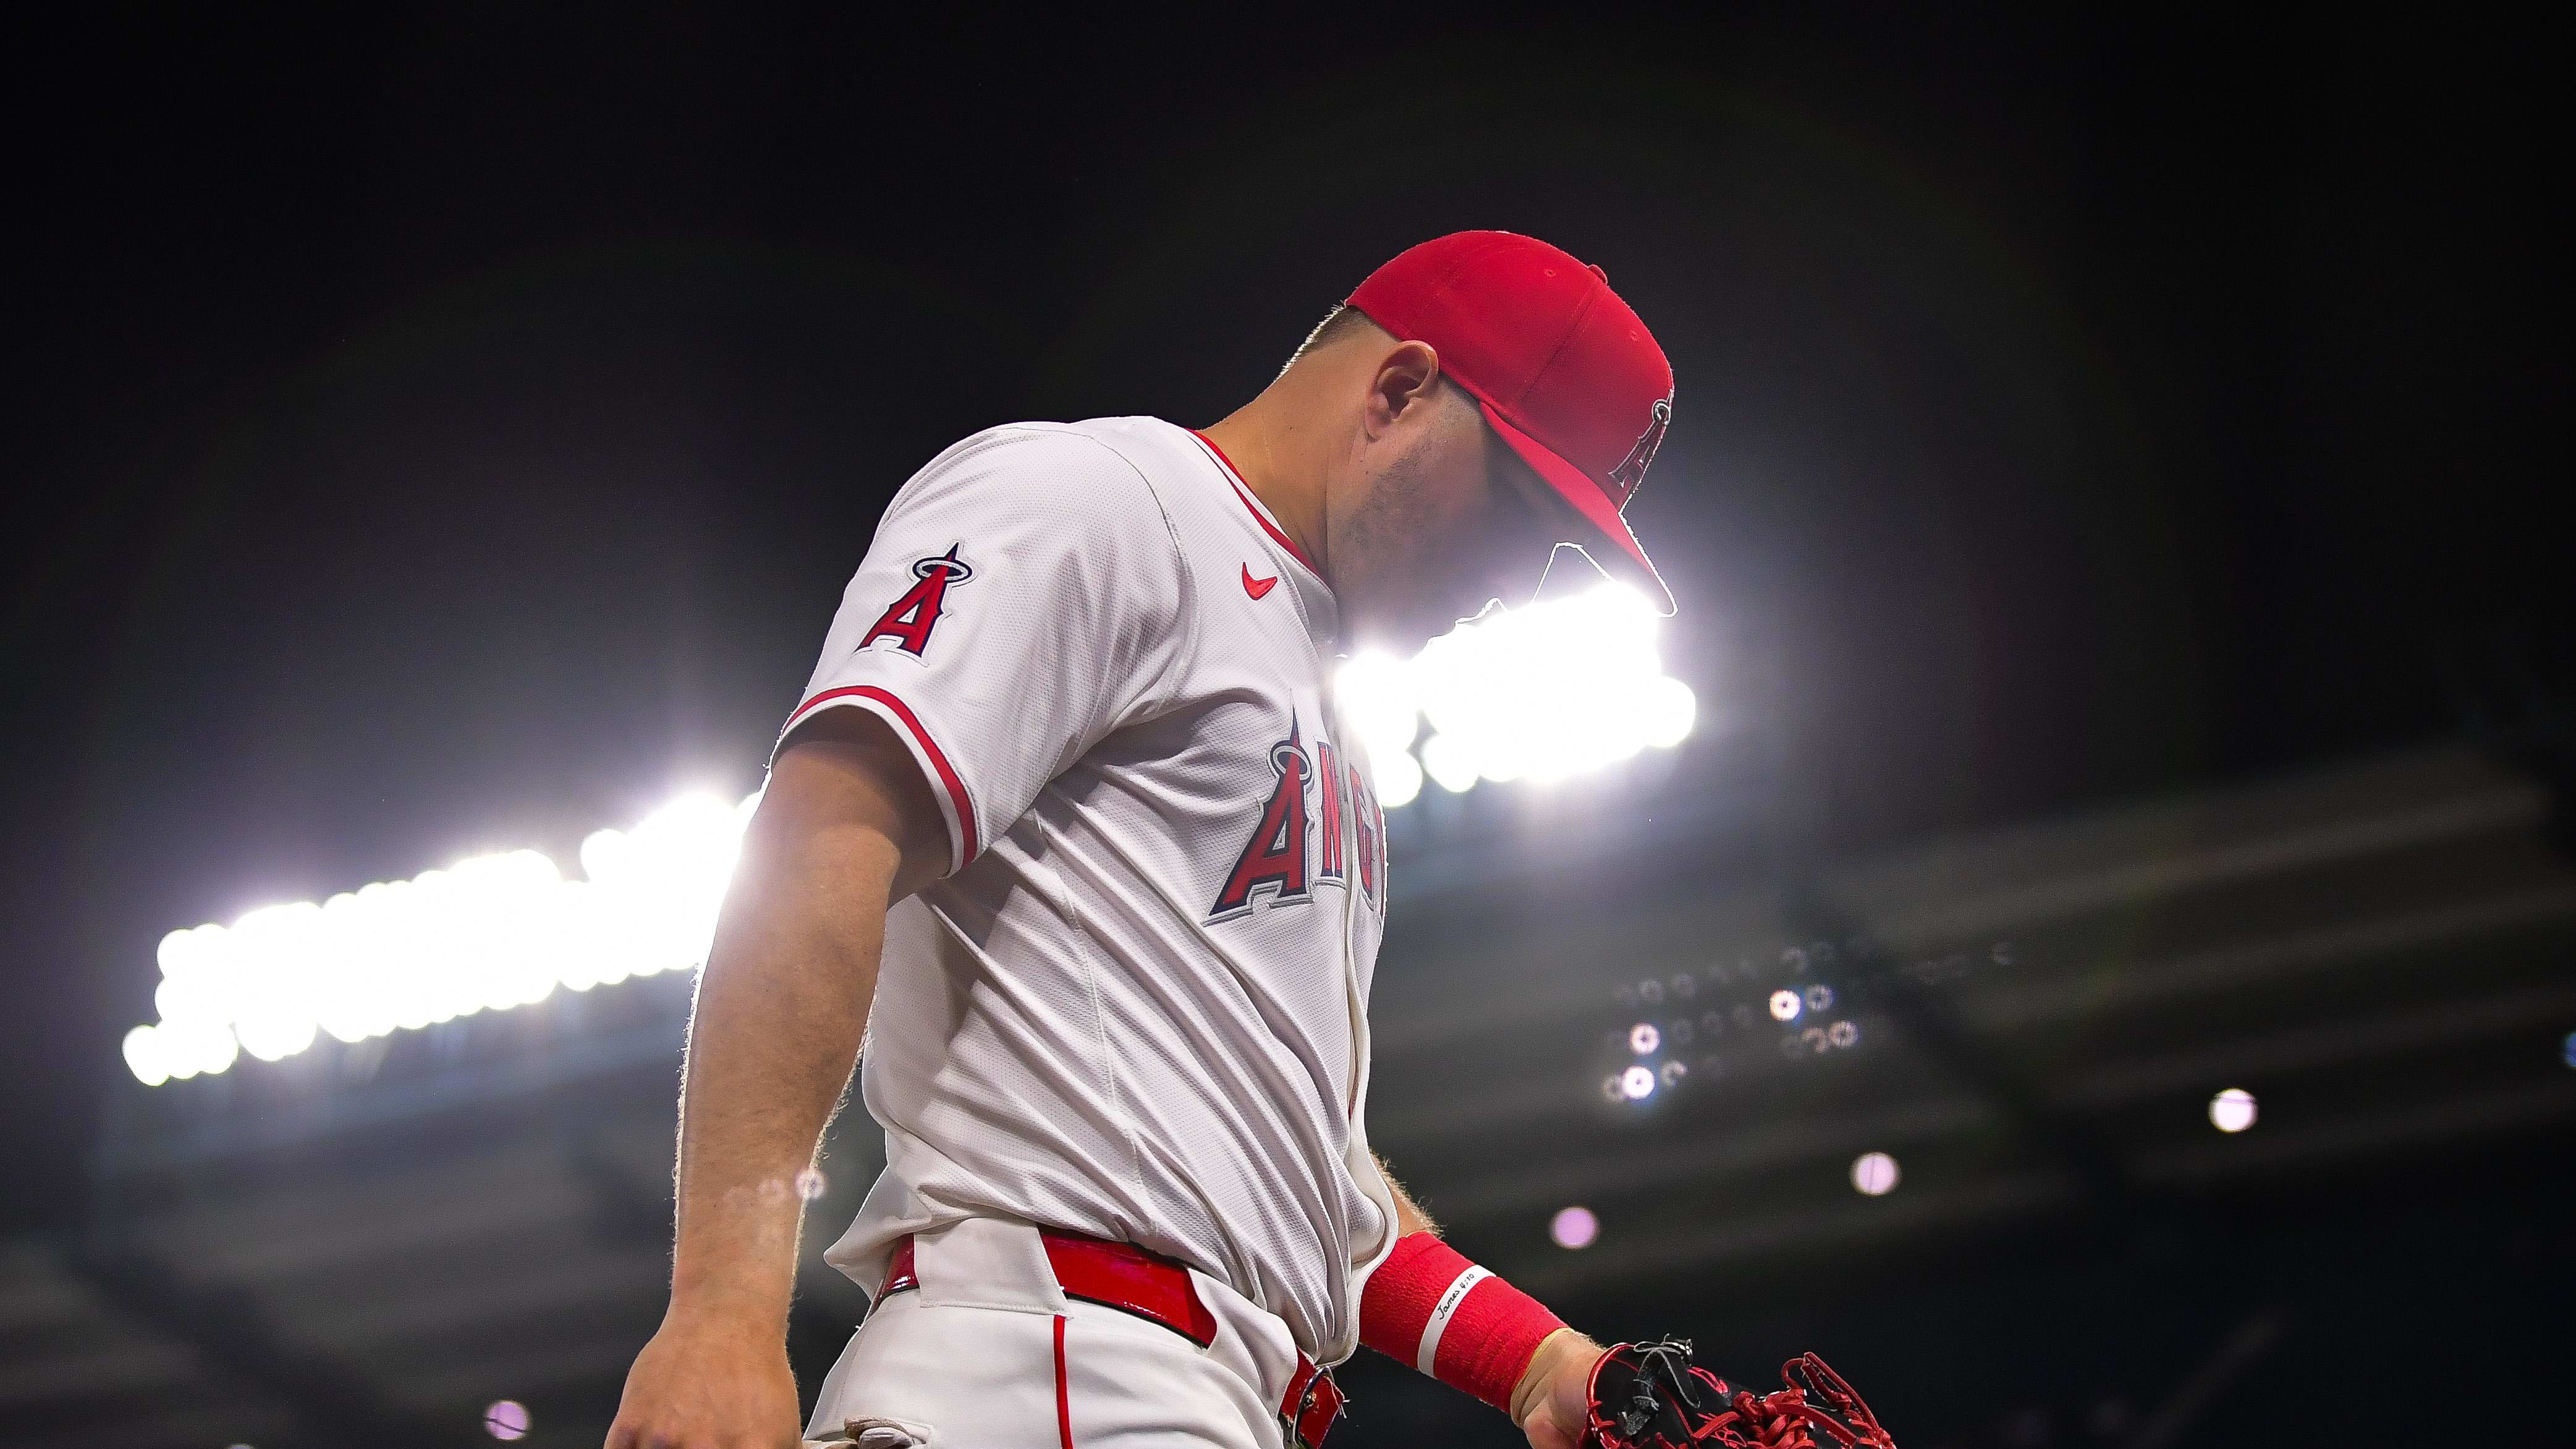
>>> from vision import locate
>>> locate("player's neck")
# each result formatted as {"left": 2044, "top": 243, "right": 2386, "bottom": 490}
{"left": 1200, "top": 394, "right": 1332, "bottom": 585}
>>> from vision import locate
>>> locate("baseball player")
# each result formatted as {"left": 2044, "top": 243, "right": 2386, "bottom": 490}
{"left": 607, "top": 233, "right": 1885, "bottom": 1449}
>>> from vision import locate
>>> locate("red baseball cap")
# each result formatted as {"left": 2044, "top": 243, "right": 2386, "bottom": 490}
{"left": 1346, "top": 230, "right": 1677, "bottom": 613}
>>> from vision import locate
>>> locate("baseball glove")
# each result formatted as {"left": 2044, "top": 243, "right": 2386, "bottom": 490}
{"left": 1581, "top": 1340, "right": 1896, "bottom": 1449}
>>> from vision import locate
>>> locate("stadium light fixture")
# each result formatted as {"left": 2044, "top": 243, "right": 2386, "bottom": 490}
{"left": 1335, "top": 582, "right": 1697, "bottom": 805}
{"left": 121, "top": 790, "right": 760, "bottom": 1086}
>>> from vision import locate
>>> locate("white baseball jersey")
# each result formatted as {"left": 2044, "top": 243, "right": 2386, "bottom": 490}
{"left": 779, "top": 416, "right": 1400, "bottom": 1364}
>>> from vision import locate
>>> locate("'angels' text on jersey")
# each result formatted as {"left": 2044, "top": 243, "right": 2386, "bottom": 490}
{"left": 1209, "top": 716, "right": 1386, "bottom": 923}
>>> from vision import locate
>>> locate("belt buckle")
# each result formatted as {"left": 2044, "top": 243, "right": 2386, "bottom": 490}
{"left": 1281, "top": 1364, "right": 1344, "bottom": 1449}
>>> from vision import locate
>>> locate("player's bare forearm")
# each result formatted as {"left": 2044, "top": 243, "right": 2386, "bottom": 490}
{"left": 608, "top": 710, "right": 945, "bottom": 1449}
{"left": 1371, "top": 1151, "right": 1602, "bottom": 1443}
{"left": 668, "top": 710, "right": 947, "bottom": 1325}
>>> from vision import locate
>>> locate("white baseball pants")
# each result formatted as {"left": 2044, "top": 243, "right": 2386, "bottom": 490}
{"left": 803, "top": 1218, "right": 1307, "bottom": 1449}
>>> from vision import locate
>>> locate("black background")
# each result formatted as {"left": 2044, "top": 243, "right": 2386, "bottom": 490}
{"left": 3, "top": 0, "right": 2563, "bottom": 1381}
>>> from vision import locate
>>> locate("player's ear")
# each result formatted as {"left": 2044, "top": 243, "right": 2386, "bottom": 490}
{"left": 1362, "top": 339, "right": 1443, "bottom": 439}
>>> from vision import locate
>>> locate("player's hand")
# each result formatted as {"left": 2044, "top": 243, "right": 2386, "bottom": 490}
{"left": 1512, "top": 1327, "right": 1608, "bottom": 1449}
{"left": 606, "top": 1302, "right": 803, "bottom": 1449}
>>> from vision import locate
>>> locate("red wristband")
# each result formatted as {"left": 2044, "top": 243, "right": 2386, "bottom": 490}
{"left": 1358, "top": 1232, "right": 1567, "bottom": 1413}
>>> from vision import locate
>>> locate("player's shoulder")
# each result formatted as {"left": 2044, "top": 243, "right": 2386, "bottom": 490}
{"left": 943, "top": 417, "right": 1216, "bottom": 497}
{"left": 900, "top": 416, "right": 1240, "bottom": 547}
{"left": 889, "top": 419, "right": 1169, "bottom": 530}
{"left": 1043, "top": 416, "right": 1269, "bottom": 535}
{"left": 1043, "top": 414, "right": 1207, "bottom": 472}
{"left": 875, "top": 419, "right": 1218, "bottom": 618}
{"left": 909, "top": 419, "right": 1142, "bottom": 489}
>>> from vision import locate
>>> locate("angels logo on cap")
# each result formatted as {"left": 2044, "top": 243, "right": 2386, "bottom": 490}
{"left": 1344, "top": 231, "right": 1678, "bottom": 613}
{"left": 1607, "top": 395, "right": 1673, "bottom": 510}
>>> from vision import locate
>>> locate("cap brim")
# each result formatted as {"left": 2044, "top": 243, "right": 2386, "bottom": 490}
{"left": 1477, "top": 398, "right": 1675, "bottom": 615}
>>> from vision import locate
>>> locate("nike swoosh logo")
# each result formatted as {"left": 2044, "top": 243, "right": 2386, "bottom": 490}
{"left": 1242, "top": 564, "right": 1279, "bottom": 600}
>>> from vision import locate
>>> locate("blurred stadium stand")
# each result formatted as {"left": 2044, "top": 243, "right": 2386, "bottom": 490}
{"left": 9, "top": 744, "right": 2570, "bottom": 1448}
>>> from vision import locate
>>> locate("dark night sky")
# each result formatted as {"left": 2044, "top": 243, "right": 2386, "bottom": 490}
{"left": 1, "top": 5, "right": 2561, "bottom": 1227}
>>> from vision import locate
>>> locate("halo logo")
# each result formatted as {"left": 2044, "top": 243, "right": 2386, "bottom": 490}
{"left": 1606, "top": 394, "right": 1672, "bottom": 508}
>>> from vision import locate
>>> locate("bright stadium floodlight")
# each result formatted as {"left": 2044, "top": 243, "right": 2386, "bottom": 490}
{"left": 1336, "top": 650, "right": 1421, "bottom": 762}
{"left": 1418, "top": 733, "right": 1481, "bottom": 794}
{"left": 123, "top": 788, "right": 761, "bottom": 1086}
{"left": 1333, "top": 582, "right": 1697, "bottom": 806}
{"left": 1374, "top": 749, "right": 1425, "bottom": 809}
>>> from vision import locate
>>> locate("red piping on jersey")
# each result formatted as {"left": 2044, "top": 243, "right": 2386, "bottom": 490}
{"left": 1054, "top": 1313, "right": 1075, "bottom": 1449}
{"left": 782, "top": 685, "right": 980, "bottom": 866}
{"left": 1190, "top": 429, "right": 1321, "bottom": 577}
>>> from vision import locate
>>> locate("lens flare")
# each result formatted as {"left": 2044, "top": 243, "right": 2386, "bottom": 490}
{"left": 483, "top": 1400, "right": 531, "bottom": 1441}
{"left": 2208, "top": 1087, "right": 2258, "bottom": 1133}
{"left": 1850, "top": 1152, "right": 1900, "bottom": 1196}
{"left": 1549, "top": 1205, "right": 1600, "bottom": 1249}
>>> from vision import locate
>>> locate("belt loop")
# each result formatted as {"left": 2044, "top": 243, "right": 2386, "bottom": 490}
{"left": 915, "top": 1218, "right": 1066, "bottom": 1314}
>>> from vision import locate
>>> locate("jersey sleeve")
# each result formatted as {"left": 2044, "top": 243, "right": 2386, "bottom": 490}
{"left": 777, "top": 425, "right": 1192, "bottom": 875}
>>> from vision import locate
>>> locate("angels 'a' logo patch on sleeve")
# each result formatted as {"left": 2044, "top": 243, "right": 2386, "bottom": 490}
{"left": 860, "top": 545, "right": 973, "bottom": 657}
